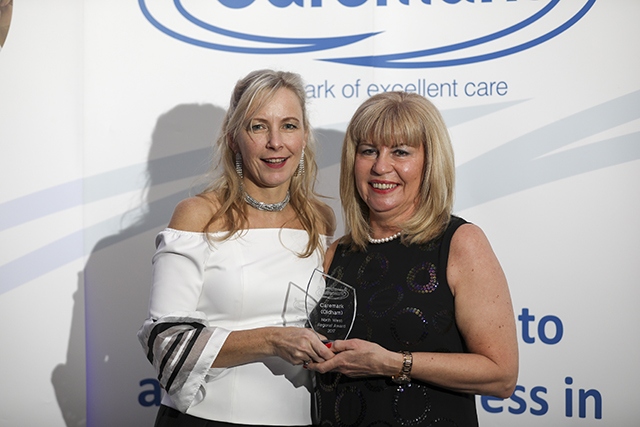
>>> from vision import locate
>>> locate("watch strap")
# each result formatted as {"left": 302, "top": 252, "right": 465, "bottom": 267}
{"left": 391, "top": 351, "right": 412, "bottom": 384}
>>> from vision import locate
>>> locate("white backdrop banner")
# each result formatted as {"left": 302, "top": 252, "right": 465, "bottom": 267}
{"left": 1, "top": 0, "right": 639, "bottom": 426}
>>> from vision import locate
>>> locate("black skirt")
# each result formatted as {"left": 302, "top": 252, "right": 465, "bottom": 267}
{"left": 154, "top": 405, "right": 313, "bottom": 427}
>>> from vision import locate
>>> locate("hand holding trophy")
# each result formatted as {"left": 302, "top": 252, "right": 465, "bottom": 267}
{"left": 305, "top": 268, "right": 357, "bottom": 343}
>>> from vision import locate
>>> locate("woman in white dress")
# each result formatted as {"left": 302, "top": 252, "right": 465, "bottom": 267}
{"left": 138, "top": 69, "right": 336, "bottom": 426}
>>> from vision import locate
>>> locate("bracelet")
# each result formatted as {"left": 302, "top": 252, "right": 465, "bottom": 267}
{"left": 391, "top": 351, "right": 412, "bottom": 384}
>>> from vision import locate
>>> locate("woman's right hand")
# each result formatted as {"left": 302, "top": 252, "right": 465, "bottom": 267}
{"left": 268, "top": 327, "right": 335, "bottom": 365}
{"left": 212, "top": 326, "right": 335, "bottom": 368}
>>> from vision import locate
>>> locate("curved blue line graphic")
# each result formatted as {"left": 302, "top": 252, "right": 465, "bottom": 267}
{"left": 322, "top": 0, "right": 596, "bottom": 68}
{"left": 2, "top": 91, "right": 640, "bottom": 296}
{"left": 0, "top": 191, "right": 186, "bottom": 296}
{"left": 138, "top": 0, "right": 380, "bottom": 54}
{"left": 455, "top": 90, "right": 640, "bottom": 210}
{"left": 139, "top": 0, "right": 595, "bottom": 69}
{"left": 322, "top": 0, "right": 558, "bottom": 65}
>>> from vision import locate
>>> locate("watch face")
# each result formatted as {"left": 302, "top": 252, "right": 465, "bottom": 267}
{"left": 401, "top": 352, "right": 413, "bottom": 371}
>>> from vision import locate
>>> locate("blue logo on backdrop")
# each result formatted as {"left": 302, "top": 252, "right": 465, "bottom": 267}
{"left": 139, "top": 0, "right": 595, "bottom": 68}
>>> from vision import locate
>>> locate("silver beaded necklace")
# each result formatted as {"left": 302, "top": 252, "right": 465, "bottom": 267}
{"left": 367, "top": 232, "right": 402, "bottom": 244}
{"left": 244, "top": 191, "right": 290, "bottom": 212}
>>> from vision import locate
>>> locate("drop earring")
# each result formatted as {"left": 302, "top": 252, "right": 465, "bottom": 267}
{"left": 235, "top": 152, "right": 243, "bottom": 178}
{"left": 296, "top": 149, "right": 305, "bottom": 176}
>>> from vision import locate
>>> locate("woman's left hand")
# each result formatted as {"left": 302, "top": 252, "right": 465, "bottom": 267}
{"left": 307, "top": 339, "right": 400, "bottom": 378}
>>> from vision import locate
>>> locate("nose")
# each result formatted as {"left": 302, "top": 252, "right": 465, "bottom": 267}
{"left": 266, "top": 129, "right": 283, "bottom": 149}
{"left": 372, "top": 152, "right": 392, "bottom": 175}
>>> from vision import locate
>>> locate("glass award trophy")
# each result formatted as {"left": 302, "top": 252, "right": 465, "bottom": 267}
{"left": 305, "top": 268, "right": 357, "bottom": 342}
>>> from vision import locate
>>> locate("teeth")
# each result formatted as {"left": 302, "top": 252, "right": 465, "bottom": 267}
{"left": 372, "top": 183, "right": 397, "bottom": 190}
{"left": 264, "top": 158, "right": 285, "bottom": 164}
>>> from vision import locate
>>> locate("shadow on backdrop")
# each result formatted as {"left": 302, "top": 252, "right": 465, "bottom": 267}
{"left": 52, "top": 103, "right": 225, "bottom": 426}
{"left": 314, "top": 128, "right": 346, "bottom": 235}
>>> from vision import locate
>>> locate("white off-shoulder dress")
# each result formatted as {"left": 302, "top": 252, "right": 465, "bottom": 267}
{"left": 138, "top": 228, "right": 327, "bottom": 425}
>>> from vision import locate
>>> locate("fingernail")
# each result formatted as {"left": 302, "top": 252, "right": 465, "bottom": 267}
{"left": 325, "top": 342, "right": 332, "bottom": 348}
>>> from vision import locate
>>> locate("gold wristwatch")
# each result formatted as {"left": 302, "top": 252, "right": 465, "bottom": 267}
{"left": 391, "top": 351, "right": 413, "bottom": 384}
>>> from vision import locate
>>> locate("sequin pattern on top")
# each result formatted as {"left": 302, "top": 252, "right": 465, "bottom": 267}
{"left": 316, "top": 216, "right": 479, "bottom": 427}
{"left": 407, "top": 261, "right": 438, "bottom": 294}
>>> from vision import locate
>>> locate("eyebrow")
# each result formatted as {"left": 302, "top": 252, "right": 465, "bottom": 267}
{"left": 357, "top": 140, "right": 412, "bottom": 148}
{"left": 250, "top": 116, "right": 302, "bottom": 123}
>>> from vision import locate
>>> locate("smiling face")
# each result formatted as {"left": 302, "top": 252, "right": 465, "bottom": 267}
{"left": 354, "top": 139, "right": 425, "bottom": 224}
{"left": 339, "top": 91, "right": 455, "bottom": 248}
{"left": 233, "top": 87, "right": 307, "bottom": 196}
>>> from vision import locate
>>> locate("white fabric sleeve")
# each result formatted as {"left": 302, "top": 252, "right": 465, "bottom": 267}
{"left": 137, "top": 229, "right": 231, "bottom": 413}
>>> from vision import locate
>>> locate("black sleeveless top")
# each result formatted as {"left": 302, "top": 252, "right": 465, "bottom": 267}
{"left": 315, "top": 216, "right": 478, "bottom": 427}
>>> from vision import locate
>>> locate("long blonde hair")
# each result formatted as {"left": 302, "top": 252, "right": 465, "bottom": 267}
{"left": 200, "top": 69, "right": 331, "bottom": 257}
{"left": 340, "top": 91, "right": 455, "bottom": 251}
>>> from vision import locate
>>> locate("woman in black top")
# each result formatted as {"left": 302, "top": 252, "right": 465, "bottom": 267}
{"left": 308, "top": 92, "right": 519, "bottom": 426}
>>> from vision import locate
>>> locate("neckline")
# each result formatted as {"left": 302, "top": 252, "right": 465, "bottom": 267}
{"left": 164, "top": 227, "right": 311, "bottom": 236}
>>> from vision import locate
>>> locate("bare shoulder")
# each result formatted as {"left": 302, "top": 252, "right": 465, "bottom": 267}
{"left": 168, "top": 193, "right": 221, "bottom": 232}
{"left": 450, "top": 222, "right": 492, "bottom": 255}
{"left": 448, "top": 222, "right": 504, "bottom": 294}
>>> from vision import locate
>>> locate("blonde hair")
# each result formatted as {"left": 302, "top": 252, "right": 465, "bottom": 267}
{"left": 340, "top": 91, "right": 455, "bottom": 251}
{"left": 200, "top": 69, "right": 331, "bottom": 257}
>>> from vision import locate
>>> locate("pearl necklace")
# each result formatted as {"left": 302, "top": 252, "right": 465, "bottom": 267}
{"left": 244, "top": 191, "right": 290, "bottom": 212}
{"left": 367, "top": 232, "right": 401, "bottom": 244}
